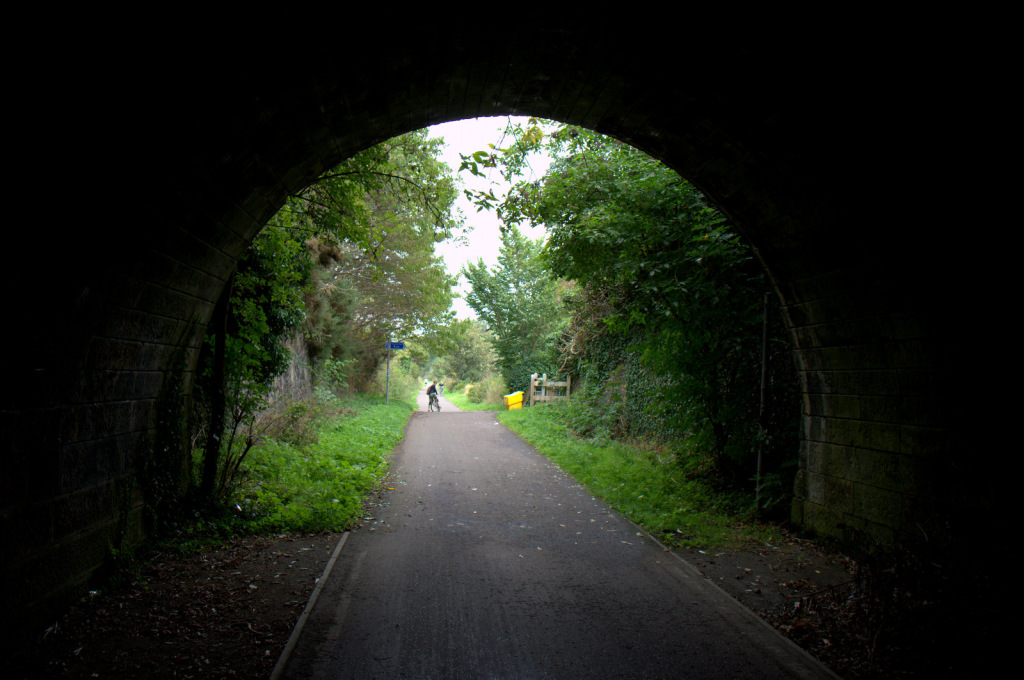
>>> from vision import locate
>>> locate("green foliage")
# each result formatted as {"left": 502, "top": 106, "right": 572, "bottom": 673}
{"left": 232, "top": 394, "right": 412, "bottom": 533}
{"left": 471, "top": 374, "right": 508, "bottom": 404}
{"left": 190, "top": 128, "right": 462, "bottom": 512}
{"left": 435, "top": 319, "right": 499, "bottom": 384}
{"left": 462, "top": 226, "right": 566, "bottom": 393}
{"left": 364, "top": 350, "right": 423, "bottom": 402}
{"left": 224, "top": 226, "right": 311, "bottom": 398}
{"left": 275, "top": 130, "right": 462, "bottom": 249}
{"left": 466, "top": 382, "right": 486, "bottom": 403}
{"left": 447, "top": 383, "right": 508, "bottom": 411}
{"left": 287, "top": 129, "right": 462, "bottom": 393}
{"left": 191, "top": 226, "right": 312, "bottom": 506}
{"left": 459, "top": 120, "right": 800, "bottom": 503}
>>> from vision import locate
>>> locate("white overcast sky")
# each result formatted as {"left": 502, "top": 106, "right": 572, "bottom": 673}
{"left": 428, "top": 117, "right": 552, "bottom": 319}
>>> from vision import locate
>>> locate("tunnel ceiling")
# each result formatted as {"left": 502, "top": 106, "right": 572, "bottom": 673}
{"left": 2, "top": 29, "right": 994, "bottom": 645}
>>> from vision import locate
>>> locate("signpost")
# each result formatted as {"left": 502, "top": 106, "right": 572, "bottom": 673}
{"left": 384, "top": 341, "right": 405, "bottom": 403}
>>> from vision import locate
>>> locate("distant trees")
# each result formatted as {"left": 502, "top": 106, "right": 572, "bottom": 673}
{"left": 460, "top": 120, "right": 799, "bottom": 500}
{"left": 194, "top": 226, "right": 311, "bottom": 506}
{"left": 462, "top": 226, "right": 565, "bottom": 394}
{"left": 279, "top": 129, "right": 460, "bottom": 392}
{"left": 192, "top": 128, "right": 462, "bottom": 507}
{"left": 436, "top": 319, "right": 499, "bottom": 385}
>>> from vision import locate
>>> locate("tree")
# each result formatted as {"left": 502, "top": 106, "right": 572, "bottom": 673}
{"left": 460, "top": 121, "right": 799, "bottom": 490}
{"left": 194, "top": 128, "right": 462, "bottom": 507}
{"left": 194, "top": 225, "right": 311, "bottom": 505}
{"left": 279, "top": 129, "right": 462, "bottom": 391}
{"left": 437, "top": 319, "right": 499, "bottom": 384}
{"left": 462, "top": 226, "right": 565, "bottom": 393}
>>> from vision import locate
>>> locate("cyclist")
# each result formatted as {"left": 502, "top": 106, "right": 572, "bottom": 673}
{"left": 426, "top": 380, "right": 440, "bottom": 411}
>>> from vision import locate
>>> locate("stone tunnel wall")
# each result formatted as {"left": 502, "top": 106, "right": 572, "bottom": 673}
{"left": 1, "top": 33, "right": 988, "bottom": 643}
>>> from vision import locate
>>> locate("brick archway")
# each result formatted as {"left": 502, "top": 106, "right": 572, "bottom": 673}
{"left": 3, "top": 33, "right": 983, "bottom": 635}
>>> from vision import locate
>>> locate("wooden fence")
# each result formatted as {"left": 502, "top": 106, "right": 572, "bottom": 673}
{"left": 528, "top": 373, "right": 571, "bottom": 406}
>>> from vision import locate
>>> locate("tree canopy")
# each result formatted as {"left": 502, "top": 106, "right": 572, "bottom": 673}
{"left": 193, "top": 128, "right": 463, "bottom": 506}
{"left": 281, "top": 129, "right": 461, "bottom": 390}
{"left": 462, "top": 226, "right": 565, "bottom": 394}
{"left": 459, "top": 119, "right": 799, "bottom": 498}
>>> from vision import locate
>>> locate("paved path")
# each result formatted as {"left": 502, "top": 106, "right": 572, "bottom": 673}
{"left": 415, "top": 385, "right": 462, "bottom": 413}
{"left": 281, "top": 402, "right": 835, "bottom": 679}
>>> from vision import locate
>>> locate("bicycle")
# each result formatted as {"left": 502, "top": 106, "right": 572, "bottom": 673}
{"left": 428, "top": 393, "right": 441, "bottom": 412}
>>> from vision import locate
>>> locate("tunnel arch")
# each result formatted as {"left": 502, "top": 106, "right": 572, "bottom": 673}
{"left": 4, "top": 34, "right": 979, "bottom": 638}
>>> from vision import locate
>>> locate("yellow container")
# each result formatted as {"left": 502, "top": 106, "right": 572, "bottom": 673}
{"left": 503, "top": 391, "right": 524, "bottom": 408}
{"left": 508, "top": 402, "right": 523, "bottom": 410}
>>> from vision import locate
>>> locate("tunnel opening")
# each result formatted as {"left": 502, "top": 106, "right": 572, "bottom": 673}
{"left": 4, "top": 39, "right": 986, "bottom": 666}
{"left": 184, "top": 114, "right": 806, "bottom": 542}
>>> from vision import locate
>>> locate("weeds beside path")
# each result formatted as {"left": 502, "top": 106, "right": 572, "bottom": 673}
{"left": 232, "top": 393, "right": 414, "bottom": 534}
{"left": 445, "top": 390, "right": 505, "bottom": 412}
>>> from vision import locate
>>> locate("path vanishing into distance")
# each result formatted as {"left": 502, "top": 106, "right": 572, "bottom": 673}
{"left": 279, "top": 389, "right": 837, "bottom": 679}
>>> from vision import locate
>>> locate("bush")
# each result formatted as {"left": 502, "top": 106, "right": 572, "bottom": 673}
{"left": 467, "top": 382, "right": 486, "bottom": 403}
{"left": 465, "top": 374, "right": 508, "bottom": 404}
{"left": 230, "top": 394, "right": 413, "bottom": 533}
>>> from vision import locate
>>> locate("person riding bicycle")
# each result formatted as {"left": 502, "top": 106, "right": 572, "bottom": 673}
{"left": 426, "top": 380, "right": 440, "bottom": 411}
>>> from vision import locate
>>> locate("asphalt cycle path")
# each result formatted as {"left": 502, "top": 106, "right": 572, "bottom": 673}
{"left": 418, "top": 385, "right": 460, "bottom": 413}
{"left": 280, "top": 402, "right": 836, "bottom": 679}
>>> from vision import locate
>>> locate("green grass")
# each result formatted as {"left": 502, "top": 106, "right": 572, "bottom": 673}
{"left": 231, "top": 394, "right": 414, "bottom": 533}
{"left": 498, "top": 403, "right": 779, "bottom": 549}
{"left": 446, "top": 391, "right": 508, "bottom": 411}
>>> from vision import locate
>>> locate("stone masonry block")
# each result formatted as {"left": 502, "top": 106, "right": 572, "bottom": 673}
{"left": 820, "top": 443, "right": 852, "bottom": 479}
{"left": 824, "top": 477, "right": 855, "bottom": 514}
{"left": 803, "top": 391, "right": 827, "bottom": 417}
{"left": 821, "top": 344, "right": 890, "bottom": 372}
{"left": 790, "top": 496, "right": 805, "bottom": 525}
{"left": 858, "top": 395, "right": 901, "bottom": 423}
{"left": 803, "top": 415, "right": 827, "bottom": 443}
{"left": 804, "top": 441, "right": 825, "bottom": 474}
{"left": 801, "top": 502, "right": 844, "bottom": 539}
{"left": 10, "top": 520, "right": 116, "bottom": 613}
{"left": 59, "top": 438, "right": 122, "bottom": 493}
{"left": 793, "top": 469, "right": 808, "bottom": 501}
{"left": 807, "top": 471, "right": 826, "bottom": 505}
{"left": 840, "top": 513, "right": 895, "bottom": 545}
{"left": 813, "top": 394, "right": 861, "bottom": 419}
{"left": 848, "top": 448, "right": 903, "bottom": 491}
{"left": 832, "top": 370, "right": 900, "bottom": 396}
{"left": 827, "top": 418, "right": 900, "bottom": 452}
{"left": 853, "top": 485, "right": 902, "bottom": 529}
{"left": 800, "top": 370, "right": 836, "bottom": 395}
{"left": 899, "top": 368, "right": 942, "bottom": 396}
{"left": 53, "top": 482, "right": 120, "bottom": 540}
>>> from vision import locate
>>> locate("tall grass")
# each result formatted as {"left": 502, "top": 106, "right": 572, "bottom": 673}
{"left": 446, "top": 391, "right": 507, "bottom": 411}
{"left": 498, "top": 402, "right": 778, "bottom": 548}
{"left": 231, "top": 393, "right": 413, "bottom": 533}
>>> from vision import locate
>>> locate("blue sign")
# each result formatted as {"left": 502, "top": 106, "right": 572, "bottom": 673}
{"left": 387, "top": 341, "right": 406, "bottom": 350}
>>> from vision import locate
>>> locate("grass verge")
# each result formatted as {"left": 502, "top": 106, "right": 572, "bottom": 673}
{"left": 230, "top": 393, "right": 414, "bottom": 533}
{"left": 497, "top": 403, "right": 779, "bottom": 549}
{"left": 446, "top": 391, "right": 506, "bottom": 411}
